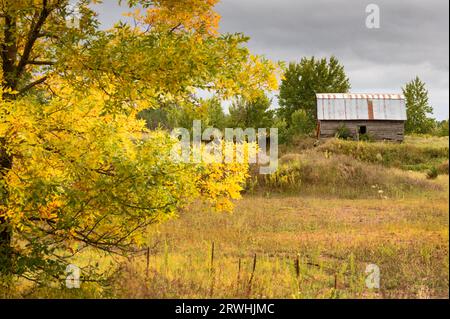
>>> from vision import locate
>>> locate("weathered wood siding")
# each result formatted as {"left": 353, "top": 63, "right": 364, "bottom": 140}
{"left": 319, "top": 120, "right": 405, "bottom": 142}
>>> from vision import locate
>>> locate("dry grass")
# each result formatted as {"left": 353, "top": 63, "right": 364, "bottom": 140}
{"left": 104, "top": 174, "right": 448, "bottom": 299}
{"left": 10, "top": 136, "right": 450, "bottom": 299}
{"left": 250, "top": 151, "right": 440, "bottom": 198}
{"left": 315, "top": 136, "right": 449, "bottom": 172}
{"left": 18, "top": 177, "right": 449, "bottom": 299}
{"left": 404, "top": 135, "right": 449, "bottom": 149}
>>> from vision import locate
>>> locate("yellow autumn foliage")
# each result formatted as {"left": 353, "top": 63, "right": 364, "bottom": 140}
{"left": 0, "top": 0, "right": 278, "bottom": 280}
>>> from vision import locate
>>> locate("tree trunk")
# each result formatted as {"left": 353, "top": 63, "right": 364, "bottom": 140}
{"left": 0, "top": 137, "right": 13, "bottom": 275}
{"left": 1, "top": 2, "right": 17, "bottom": 275}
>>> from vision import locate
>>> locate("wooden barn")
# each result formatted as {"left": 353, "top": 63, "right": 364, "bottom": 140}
{"left": 316, "top": 93, "right": 407, "bottom": 142}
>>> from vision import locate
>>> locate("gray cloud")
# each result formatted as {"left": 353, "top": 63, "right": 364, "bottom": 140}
{"left": 216, "top": 0, "right": 449, "bottom": 119}
{"left": 94, "top": 0, "right": 449, "bottom": 119}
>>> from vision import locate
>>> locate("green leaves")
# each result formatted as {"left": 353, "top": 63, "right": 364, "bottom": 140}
{"left": 228, "top": 94, "right": 275, "bottom": 129}
{"left": 403, "top": 76, "right": 435, "bottom": 134}
{"left": 278, "top": 56, "right": 351, "bottom": 134}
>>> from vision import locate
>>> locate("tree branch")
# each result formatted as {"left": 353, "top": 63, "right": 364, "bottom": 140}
{"left": 37, "top": 31, "right": 60, "bottom": 40}
{"left": 19, "top": 75, "right": 49, "bottom": 94}
{"left": 27, "top": 60, "right": 55, "bottom": 66}
{"left": 169, "top": 23, "right": 182, "bottom": 34}
{"left": 15, "top": 0, "right": 52, "bottom": 83}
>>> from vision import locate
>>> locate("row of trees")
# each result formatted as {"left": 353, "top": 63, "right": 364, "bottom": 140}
{"left": 139, "top": 56, "right": 351, "bottom": 143}
{"left": 142, "top": 57, "right": 447, "bottom": 141}
{"left": 138, "top": 95, "right": 274, "bottom": 130}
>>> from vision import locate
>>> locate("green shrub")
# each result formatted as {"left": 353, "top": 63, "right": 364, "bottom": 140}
{"left": 433, "top": 119, "right": 449, "bottom": 137}
{"left": 273, "top": 117, "right": 290, "bottom": 145}
{"left": 335, "top": 123, "right": 352, "bottom": 140}
{"left": 358, "top": 133, "right": 374, "bottom": 142}
{"left": 291, "top": 109, "right": 316, "bottom": 136}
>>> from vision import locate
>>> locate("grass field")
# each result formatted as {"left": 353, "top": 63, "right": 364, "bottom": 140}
{"left": 12, "top": 136, "right": 450, "bottom": 299}
{"left": 105, "top": 174, "right": 448, "bottom": 299}
{"left": 315, "top": 136, "right": 449, "bottom": 172}
{"left": 108, "top": 137, "right": 449, "bottom": 299}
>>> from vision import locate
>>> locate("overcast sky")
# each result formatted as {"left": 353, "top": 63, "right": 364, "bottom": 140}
{"left": 94, "top": 0, "right": 449, "bottom": 120}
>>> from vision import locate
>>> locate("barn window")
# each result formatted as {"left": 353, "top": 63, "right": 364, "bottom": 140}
{"left": 358, "top": 125, "right": 367, "bottom": 135}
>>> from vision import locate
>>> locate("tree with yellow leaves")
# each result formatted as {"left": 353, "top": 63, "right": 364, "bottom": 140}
{"left": 0, "top": 0, "right": 279, "bottom": 285}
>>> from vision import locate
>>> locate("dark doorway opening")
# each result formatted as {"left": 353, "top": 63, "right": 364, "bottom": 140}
{"left": 358, "top": 125, "right": 367, "bottom": 135}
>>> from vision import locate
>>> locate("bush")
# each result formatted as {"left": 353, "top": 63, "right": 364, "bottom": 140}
{"left": 273, "top": 117, "right": 290, "bottom": 145}
{"left": 335, "top": 123, "right": 352, "bottom": 140}
{"left": 426, "top": 166, "right": 439, "bottom": 179}
{"left": 433, "top": 120, "right": 449, "bottom": 137}
{"left": 255, "top": 161, "right": 302, "bottom": 193}
{"left": 290, "top": 109, "right": 316, "bottom": 136}
{"left": 358, "top": 133, "right": 374, "bottom": 142}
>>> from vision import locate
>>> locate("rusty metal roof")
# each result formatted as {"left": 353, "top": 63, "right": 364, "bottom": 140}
{"left": 316, "top": 93, "right": 407, "bottom": 121}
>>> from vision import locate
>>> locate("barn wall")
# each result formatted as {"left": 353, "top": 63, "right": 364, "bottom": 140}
{"left": 319, "top": 120, "right": 405, "bottom": 142}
